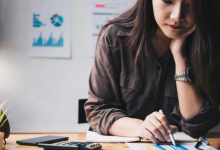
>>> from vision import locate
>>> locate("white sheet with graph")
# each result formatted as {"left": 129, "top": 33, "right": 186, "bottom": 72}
{"left": 126, "top": 143, "right": 217, "bottom": 150}
{"left": 86, "top": 0, "right": 127, "bottom": 57}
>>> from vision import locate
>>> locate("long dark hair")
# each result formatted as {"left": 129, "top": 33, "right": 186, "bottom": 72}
{"left": 97, "top": 0, "right": 220, "bottom": 106}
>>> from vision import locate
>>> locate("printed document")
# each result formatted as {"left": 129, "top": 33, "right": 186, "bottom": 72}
{"left": 86, "top": 0, "right": 127, "bottom": 57}
{"left": 126, "top": 143, "right": 217, "bottom": 150}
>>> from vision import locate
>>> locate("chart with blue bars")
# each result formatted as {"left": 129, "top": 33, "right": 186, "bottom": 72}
{"left": 33, "top": 33, "right": 63, "bottom": 47}
{"left": 144, "top": 144, "right": 188, "bottom": 150}
{"left": 33, "top": 14, "right": 46, "bottom": 27}
{"left": 169, "top": 145, "right": 188, "bottom": 150}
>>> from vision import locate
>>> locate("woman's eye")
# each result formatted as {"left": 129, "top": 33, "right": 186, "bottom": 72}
{"left": 186, "top": 3, "right": 190, "bottom": 7}
{"left": 162, "top": 0, "right": 173, "bottom": 4}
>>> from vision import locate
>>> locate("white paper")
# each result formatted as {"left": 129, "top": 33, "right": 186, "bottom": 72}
{"left": 86, "top": 0, "right": 127, "bottom": 57}
{"left": 29, "top": 0, "right": 71, "bottom": 58}
{"left": 86, "top": 131, "right": 195, "bottom": 143}
{"left": 86, "top": 131, "right": 144, "bottom": 142}
{"left": 172, "top": 132, "right": 195, "bottom": 142}
{"left": 126, "top": 143, "right": 217, "bottom": 150}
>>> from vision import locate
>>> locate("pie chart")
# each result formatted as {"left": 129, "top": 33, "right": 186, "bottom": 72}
{"left": 51, "top": 14, "right": 63, "bottom": 27}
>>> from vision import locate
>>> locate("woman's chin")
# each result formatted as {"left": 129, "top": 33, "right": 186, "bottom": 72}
{"left": 163, "top": 32, "right": 183, "bottom": 39}
{"left": 161, "top": 26, "right": 186, "bottom": 39}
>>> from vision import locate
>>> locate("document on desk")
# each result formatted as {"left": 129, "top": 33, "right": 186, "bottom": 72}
{"left": 126, "top": 143, "right": 217, "bottom": 150}
{"left": 86, "top": 131, "right": 195, "bottom": 143}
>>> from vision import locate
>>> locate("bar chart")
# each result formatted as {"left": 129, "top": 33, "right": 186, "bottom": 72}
{"left": 33, "top": 32, "right": 63, "bottom": 47}
{"left": 126, "top": 143, "right": 216, "bottom": 150}
{"left": 145, "top": 145, "right": 188, "bottom": 150}
{"left": 33, "top": 14, "right": 46, "bottom": 27}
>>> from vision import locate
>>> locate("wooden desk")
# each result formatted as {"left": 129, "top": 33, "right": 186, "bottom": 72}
{"left": 3, "top": 133, "right": 220, "bottom": 150}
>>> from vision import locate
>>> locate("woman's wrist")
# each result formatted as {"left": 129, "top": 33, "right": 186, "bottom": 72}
{"left": 174, "top": 56, "right": 188, "bottom": 74}
{"left": 133, "top": 119, "right": 144, "bottom": 137}
{"left": 109, "top": 117, "right": 144, "bottom": 137}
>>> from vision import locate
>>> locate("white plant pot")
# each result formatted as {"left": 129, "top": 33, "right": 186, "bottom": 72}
{"left": 0, "top": 132, "right": 4, "bottom": 149}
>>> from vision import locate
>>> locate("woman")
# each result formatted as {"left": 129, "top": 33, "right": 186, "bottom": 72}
{"left": 85, "top": 0, "right": 220, "bottom": 144}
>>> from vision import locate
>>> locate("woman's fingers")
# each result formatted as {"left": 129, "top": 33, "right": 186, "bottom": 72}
{"left": 153, "top": 112, "right": 172, "bottom": 134}
{"left": 148, "top": 115, "right": 170, "bottom": 142}
{"left": 145, "top": 119, "right": 166, "bottom": 142}
{"left": 170, "top": 125, "right": 179, "bottom": 134}
{"left": 182, "top": 24, "right": 196, "bottom": 38}
{"left": 141, "top": 113, "right": 179, "bottom": 144}
{"left": 140, "top": 127, "right": 160, "bottom": 145}
{"left": 187, "top": 24, "right": 196, "bottom": 35}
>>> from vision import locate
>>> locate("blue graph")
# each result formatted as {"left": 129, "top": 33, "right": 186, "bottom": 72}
{"left": 33, "top": 14, "right": 46, "bottom": 27}
{"left": 33, "top": 33, "right": 63, "bottom": 47}
{"left": 96, "top": 25, "right": 104, "bottom": 29}
{"left": 51, "top": 14, "right": 64, "bottom": 27}
{"left": 169, "top": 145, "right": 188, "bottom": 150}
{"left": 149, "top": 145, "right": 166, "bottom": 150}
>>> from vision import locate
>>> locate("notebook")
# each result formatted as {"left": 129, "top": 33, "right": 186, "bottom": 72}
{"left": 86, "top": 131, "right": 195, "bottom": 143}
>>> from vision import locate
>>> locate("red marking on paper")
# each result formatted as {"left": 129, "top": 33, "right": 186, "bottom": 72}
{"left": 95, "top": 4, "right": 105, "bottom": 8}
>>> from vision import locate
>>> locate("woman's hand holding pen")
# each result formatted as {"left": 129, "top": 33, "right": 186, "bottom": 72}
{"left": 136, "top": 112, "right": 178, "bottom": 145}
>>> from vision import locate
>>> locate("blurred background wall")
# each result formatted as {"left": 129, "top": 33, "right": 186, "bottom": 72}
{"left": 0, "top": 0, "right": 219, "bottom": 133}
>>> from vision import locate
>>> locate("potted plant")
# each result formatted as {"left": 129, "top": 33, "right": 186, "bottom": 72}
{"left": 0, "top": 100, "right": 11, "bottom": 148}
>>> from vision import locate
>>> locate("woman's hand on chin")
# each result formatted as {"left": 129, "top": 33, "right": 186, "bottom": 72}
{"left": 170, "top": 24, "right": 196, "bottom": 60}
{"left": 136, "top": 112, "right": 178, "bottom": 145}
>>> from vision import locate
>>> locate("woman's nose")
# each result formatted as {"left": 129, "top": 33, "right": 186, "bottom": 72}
{"left": 170, "top": 3, "right": 185, "bottom": 23}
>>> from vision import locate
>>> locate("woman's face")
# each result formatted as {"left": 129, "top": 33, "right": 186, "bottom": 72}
{"left": 152, "top": 0, "right": 195, "bottom": 39}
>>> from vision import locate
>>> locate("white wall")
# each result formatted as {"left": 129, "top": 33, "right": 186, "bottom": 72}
{"left": 0, "top": 0, "right": 219, "bottom": 133}
{"left": 0, "top": 0, "right": 137, "bottom": 133}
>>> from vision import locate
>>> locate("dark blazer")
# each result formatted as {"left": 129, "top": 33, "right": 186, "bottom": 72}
{"left": 84, "top": 24, "right": 220, "bottom": 138}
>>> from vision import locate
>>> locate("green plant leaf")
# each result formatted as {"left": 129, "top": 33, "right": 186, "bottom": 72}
{"left": 0, "top": 100, "right": 7, "bottom": 114}
{"left": 0, "top": 114, "right": 11, "bottom": 129}
{"left": 0, "top": 107, "right": 9, "bottom": 124}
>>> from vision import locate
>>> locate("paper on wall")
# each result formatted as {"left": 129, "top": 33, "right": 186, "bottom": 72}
{"left": 29, "top": 0, "right": 71, "bottom": 58}
{"left": 86, "top": 0, "right": 127, "bottom": 57}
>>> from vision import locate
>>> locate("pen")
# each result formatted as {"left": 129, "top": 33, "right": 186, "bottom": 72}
{"left": 159, "top": 109, "right": 176, "bottom": 146}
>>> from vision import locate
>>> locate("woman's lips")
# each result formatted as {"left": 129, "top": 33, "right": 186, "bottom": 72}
{"left": 169, "top": 25, "right": 183, "bottom": 29}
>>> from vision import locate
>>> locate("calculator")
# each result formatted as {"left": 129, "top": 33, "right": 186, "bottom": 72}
{"left": 38, "top": 141, "right": 102, "bottom": 150}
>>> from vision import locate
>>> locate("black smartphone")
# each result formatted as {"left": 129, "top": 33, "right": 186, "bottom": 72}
{"left": 16, "top": 135, "right": 69, "bottom": 146}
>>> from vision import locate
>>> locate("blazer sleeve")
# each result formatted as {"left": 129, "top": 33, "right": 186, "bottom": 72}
{"left": 84, "top": 26, "right": 128, "bottom": 135}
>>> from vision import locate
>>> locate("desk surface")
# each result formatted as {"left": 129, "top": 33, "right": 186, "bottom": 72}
{"left": 4, "top": 133, "right": 220, "bottom": 150}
